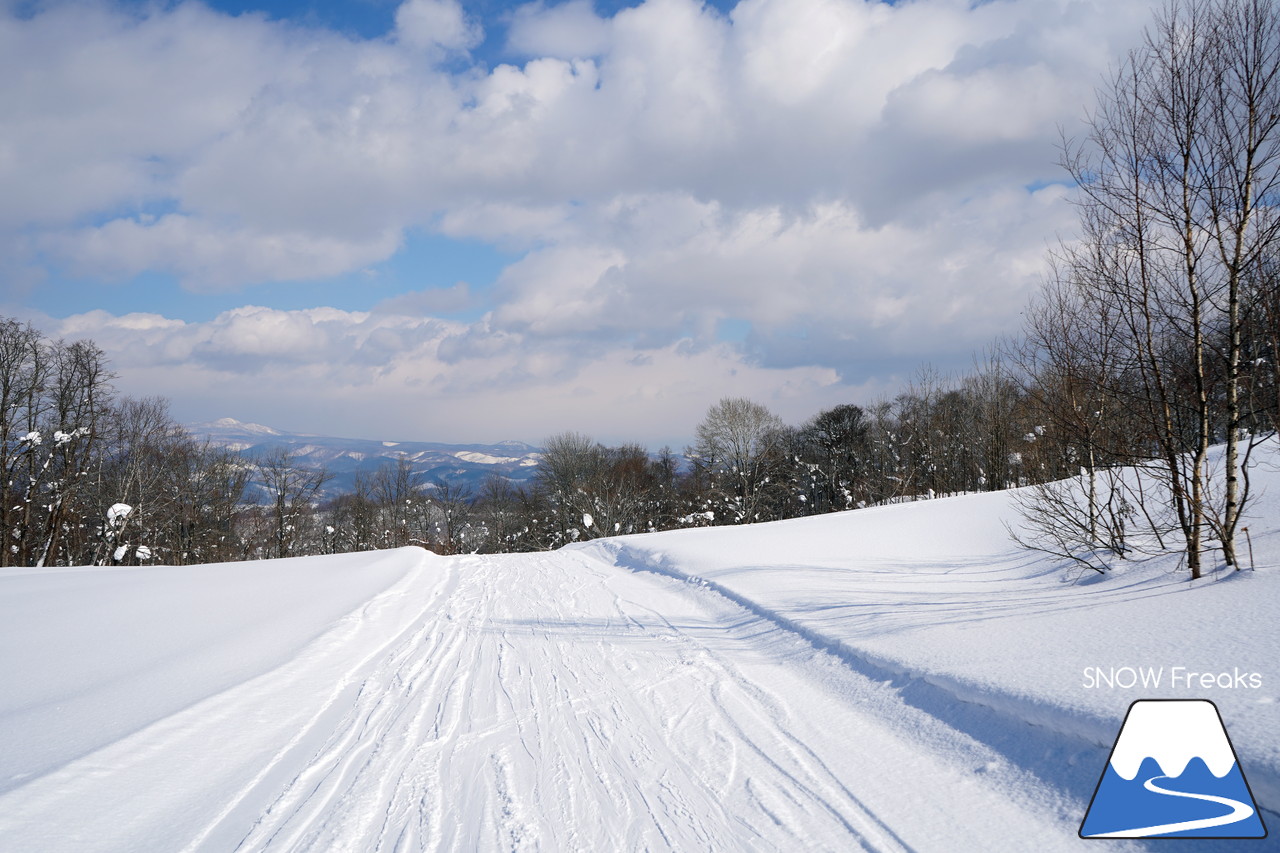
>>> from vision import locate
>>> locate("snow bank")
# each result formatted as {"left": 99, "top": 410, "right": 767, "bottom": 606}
{"left": 0, "top": 547, "right": 425, "bottom": 792}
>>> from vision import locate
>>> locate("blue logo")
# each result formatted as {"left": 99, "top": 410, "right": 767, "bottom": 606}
{"left": 1080, "top": 699, "right": 1267, "bottom": 839}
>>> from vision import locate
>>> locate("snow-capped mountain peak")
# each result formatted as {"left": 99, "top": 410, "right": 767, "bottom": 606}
{"left": 1109, "top": 700, "right": 1238, "bottom": 780}
{"left": 205, "top": 417, "right": 284, "bottom": 436}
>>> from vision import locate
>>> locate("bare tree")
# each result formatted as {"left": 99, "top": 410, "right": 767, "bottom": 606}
{"left": 1055, "top": 0, "right": 1280, "bottom": 577}
{"left": 1240, "top": 259, "right": 1280, "bottom": 432}
{"left": 0, "top": 319, "right": 48, "bottom": 566}
{"left": 254, "top": 447, "right": 331, "bottom": 559}
{"left": 691, "top": 397, "right": 788, "bottom": 523}
{"left": 795, "top": 404, "right": 870, "bottom": 512}
{"left": 171, "top": 442, "right": 250, "bottom": 564}
{"left": 33, "top": 338, "right": 113, "bottom": 566}
{"left": 1012, "top": 261, "right": 1142, "bottom": 549}
{"left": 533, "top": 433, "right": 663, "bottom": 541}
{"left": 370, "top": 456, "right": 429, "bottom": 548}
{"left": 536, "top": 431, "right": 603, "bottom": 543}
{"left": 89, "top": 396, "right": 188, "bottom": 565}
{"left": 474, "top": 474, "right": 525, "bottom": 553}
{"left": 428, "top": 479, "right": 475, "bottom": 554}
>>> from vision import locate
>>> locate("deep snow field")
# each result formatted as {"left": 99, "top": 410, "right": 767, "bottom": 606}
{"left": 1, "top": 445, "right": 1278, "bottom": 851}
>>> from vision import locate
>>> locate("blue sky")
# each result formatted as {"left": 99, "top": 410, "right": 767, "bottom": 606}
{"left": 195, "top": 0, "right": 749, "bottom": 43}
{"left": 35, "top": 228, "right": 513, "bottom": 322}
{"left": 1, "top": 0, "right": 1155, "bottom": 446}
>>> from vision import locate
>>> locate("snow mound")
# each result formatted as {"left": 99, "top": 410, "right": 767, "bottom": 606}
{"left": 0, "top": 547, "right": 426, "bottom": 791}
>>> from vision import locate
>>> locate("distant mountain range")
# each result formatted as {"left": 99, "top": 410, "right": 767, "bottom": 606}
{"left": 188, "top": 418, "right": 542, "bottom": 499}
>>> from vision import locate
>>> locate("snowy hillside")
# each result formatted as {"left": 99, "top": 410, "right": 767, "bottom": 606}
{"left": 1, "top": 446, "right": 1277, "bottom": 850}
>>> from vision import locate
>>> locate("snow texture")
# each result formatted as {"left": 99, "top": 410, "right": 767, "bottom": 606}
{"left": 1, "top": 444, "right": 1278, "bottom": 851}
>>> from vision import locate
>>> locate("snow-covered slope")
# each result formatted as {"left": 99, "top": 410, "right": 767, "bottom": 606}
{"left": 0, "top": 549, "right": 418, "bottom": 791}
{"left": 573, "top": 446, "right": 1280, "bottom": 818}
{"left": 1, "top": 445, "right": 1277, "bottom": 851}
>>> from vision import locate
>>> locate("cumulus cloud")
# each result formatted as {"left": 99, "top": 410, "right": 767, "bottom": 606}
{"left": 4, "top": 0, "right": 1146, "bottom": 238}
{"left": 394, "top": 0, "right": 482, "bottom": 53}
{"left": 4, "top": 0, "right": 1160, "bottom": 442}
{"left": 506, "top": 0, "right": 611, "bottom": 59}
{"left": 0, "top": 1, "right": 284, "bottom": 227}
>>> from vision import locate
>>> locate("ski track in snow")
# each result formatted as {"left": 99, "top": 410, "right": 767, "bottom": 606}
{"left": 2, "top": 548, "right": 1158, "bottom": 852}
{"left": 226, "top": 552, "right": 918, "bottom": 852}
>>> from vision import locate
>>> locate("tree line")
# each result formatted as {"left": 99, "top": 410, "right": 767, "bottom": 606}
{"left": 0, "top": 316, "right": 1078, "bottom": 566}
{"left": 0, "top": 319, "right": 241, "bottom": 567}
{"left": 5, "top": 302, "right": 1238, "bottom": 569}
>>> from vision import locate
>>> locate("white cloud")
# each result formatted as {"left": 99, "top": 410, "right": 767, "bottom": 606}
{"left": 394, "top": 0, "right": 481, "bottom": 53}
{"left": 489, "top": 244, "right": 629, "bottom": 335}
{"left": 0, "top": 0, "right": 285, "bottom": 229}
{"left": 45, "top": 215, "right": 402, "bottom": 290}
{"left": 507, "top": 0, "right": 611, "bottom": 59}
{"left": 5, "top": 0, "right": 1146, "bottom": 255}
{"left": 47, "top": 306, "right": 857, "bottom": 446}
{"left": 5, "top": 0, "right": 1161, "bottom": 442}
{"left": 436, "top": 200, "right": 577, "bottom": 249}
{"left": 468, "top": 186, "right": 1075, "bottom": 370}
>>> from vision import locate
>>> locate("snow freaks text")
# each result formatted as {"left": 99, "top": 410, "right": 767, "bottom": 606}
{"left": 1082, "top": 666, "right": 1263, "bottom": 691}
